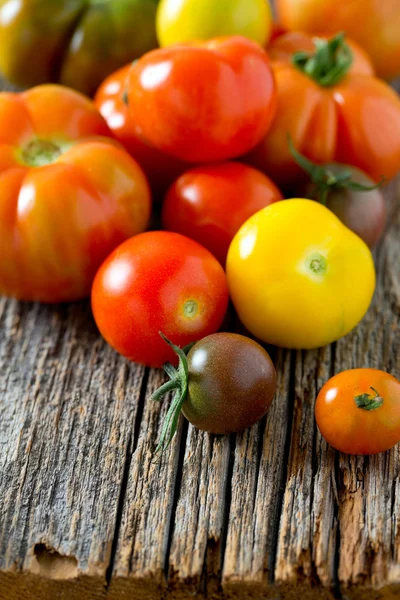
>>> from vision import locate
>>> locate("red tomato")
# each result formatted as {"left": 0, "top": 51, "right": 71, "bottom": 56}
{"left": 94, "top": 64, "right": 189, "bottom": 199}
{"left": 267, "top": 31, "right": 375, "bottom": 76}
{"left": 315, "top": 369, "right": 400, "bottom": 455}
{"left": 247, "top": 33, "right": 400, "bottom": 187}
{"left": 91, "top": 231, "right": 229, "bottom": 368}
{"left": 0, "top": 85, "right": 151, "bottom": 303}
{"left": 127, "top": 36, "right": 277, "bottom": 163}
{"left": 162, "top": 162, "right": 283, "bottom": 265}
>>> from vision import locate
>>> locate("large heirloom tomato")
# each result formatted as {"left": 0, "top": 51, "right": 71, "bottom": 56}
{"left": 156, "top": 0, "right": 273, "bottom": 48}
{"left": 95, "top": 64, "right": 189, "bottom": 198}
{"left": 227, "top": 199, "right": 375, "bottom": 349}
{"left": 162, "top": 162, "right": 283, "bottom": 265}
{"left": 277, "top": 0, "right": 400, "bottom": 80}
{"left": 0, "top": 85, "right": 151, "bottom": 303}
{"left": 316, "top": 369, "right": 400, "bottom": 455}
{"left": 91, "top": 231, "right": 229, "bottom": 368}
{"left": 267, "top": 31, "right": 374, "bottom": 76}
{"left": 127, "top": 36, "right": 277, "bottom": 163}
{"left": 247, "top": 33, "right": 400, "bottom": 187}
{"left": 0, "top": 0, "right": 159, "bottom": 96}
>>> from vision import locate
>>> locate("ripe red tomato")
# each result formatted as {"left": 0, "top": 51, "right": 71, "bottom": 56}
{"left": 94, "top": 64, "right": 189, "bottom": 199}
{"left": 162, "top": 162, "right": 283, "bottom": 265}
{"left": 0, "top": 85, "right": 151, "bottom": 303}
{"left": 315, "top": 369, "right": 400, "bottom": 455}
{"left": 127, "top": 36, "right": 277, "bottom": 163}
{"left": 91, "top": 231, "right": 229, "bottom": 368}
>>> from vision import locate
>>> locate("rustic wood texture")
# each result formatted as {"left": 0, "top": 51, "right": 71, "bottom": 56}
{"left": 1, "top": 81, "right": 400, "bottom": 600}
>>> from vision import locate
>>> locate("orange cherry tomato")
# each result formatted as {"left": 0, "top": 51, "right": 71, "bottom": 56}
{"left": 315, "top": 369, "right": 400, "bottom": 455}
{"left": 277, "top": 0, "right": 400, "bottom": 80}
{"left": 0, "top": 85, "right": 151, "bottom": 303}
{"left": 127, "top": 36, "right": 277, "bottom": 163}
{"left": 162, "top": 162, "right": 283, "bottom": 265}
{"left": 247, "top": 33, "right": 400, "bottom": 187}
{"left": 267, "top": 31, "right": 374, "bottom": 76}
{"left": 94, "top": 64, "right": 189, "bottom": 199}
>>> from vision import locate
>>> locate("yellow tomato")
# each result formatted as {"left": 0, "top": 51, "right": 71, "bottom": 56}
{"left": 226, "top": 199, "right": 375, "bottom": 349}
{"left": 156, "top": 0, "right": 272, "bottom": 48}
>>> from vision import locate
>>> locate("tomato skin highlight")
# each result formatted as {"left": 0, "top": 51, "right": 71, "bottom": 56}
{"left": 94, "top": 64, "right": 190, "bottom": 199}
{"left": 162, "top": 162, "right": 283, "bottom": 265}
{"left": 0, "top": 85, "right": 151, "bottom": 303}
{"left": 227, "top": 199, "right": 376, "bottom": 350}
{"left": 183, "top": 333, "right": 276, "bottom": 434}
{"left": 91, "top": 231, "right": 229, "bottom": 368}
{"left": 315, "top": 369, "right": 400, "bottom": 455}
{"left": 127, "top": 36, "right": 277, "bottom": 163}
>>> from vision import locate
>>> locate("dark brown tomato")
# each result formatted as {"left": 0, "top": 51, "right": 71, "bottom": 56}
{"left": 184, "top": 333, "right": 276, "bottom": 434}
{"left": 302, "top": 164, "right": 386, "bottom": 248}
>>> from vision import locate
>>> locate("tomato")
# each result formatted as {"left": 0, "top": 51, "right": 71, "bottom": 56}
{"left": 246, "top": 33, "right": 400, "bottom": 187}
{"left": 95, "top": 64, "right": 190, "bottom": 199}
{"left": 162, "top": 162, "right": 283, "bottom": 265}
{"left": 290, "top": 142, "right": 386, "bottom": 248}
{"left": 0, "top": 85, "right": 151, "bottom": 303}
{"left": 0, "top": 0, "right": 159, "bottom": 96}
{"left": 267, "top": 31, "right": 374, "bottom": 76}
{"left": 127, "top": 36, "right": 277, "bottom": 163}
{"left": 151, "top": 333, "right": 277, "bottom": 452}
{"left": 315, "top": 369, "right": 400, "bottom": 455}
{"left": 156, "top": 0, "right": 273, "bottom": 48}
{"left": 91, "top": 231, "right": 229, "bottom": 368}
{"left": 226, "top": 199, "right": 375, "bottom": 349}
{"left": 277, "top": 0, "right": 400, "bottom": 80}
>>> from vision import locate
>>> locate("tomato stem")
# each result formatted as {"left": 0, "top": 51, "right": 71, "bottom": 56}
{"left": 292, "top": 32, "right": 353, "bottom": 87}
{"left": 354, "top": 387, "right": 384, "bottom": 411}
{"left": 150, "top": 332, "right": 192, "bottom": 455}
{"left": 288, "top": 137, "right": 383, "bottom": 203}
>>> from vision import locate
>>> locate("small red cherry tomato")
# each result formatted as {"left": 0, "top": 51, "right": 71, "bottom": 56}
{"left": 94, "top": 64, "right": 189, "bottom": 199}
{"left": 162, "top": 162, "right": 283, "bottom": 265}
{"left": 315, "top": 369, "right": 400, "bottom": 455}
{"left": 127, "top": 36, "right": 277, "bottom": 163}
{"left": 91, "top": 231, "right": 229, "bottom": 368}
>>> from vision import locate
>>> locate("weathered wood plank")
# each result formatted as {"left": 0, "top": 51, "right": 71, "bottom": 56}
{"left": 0, "top": 300, "right": 145, "bottom": 599}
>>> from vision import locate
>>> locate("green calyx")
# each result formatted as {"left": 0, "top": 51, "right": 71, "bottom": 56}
{"left": 150, "top": 333, "right": 195, "bottom": 455}
{"left": 288, "top": 137, "right": 382, "bottom": 205}
{"left": 19, "top": 138, "right": 72, "bottom": 168}
{"left": 292, "top": 32, "right": 353, "bottom": 87}
{"left": 355, "top": 387, "right": 384, "bottom": 411}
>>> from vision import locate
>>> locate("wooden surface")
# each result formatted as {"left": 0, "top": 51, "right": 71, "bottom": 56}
{"left": 1, "top": 86, "right": 400, "bottom": 600}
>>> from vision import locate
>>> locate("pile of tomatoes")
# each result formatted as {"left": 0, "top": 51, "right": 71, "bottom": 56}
{"left": 1, "top": 0, "right": 400, "bottom": 457}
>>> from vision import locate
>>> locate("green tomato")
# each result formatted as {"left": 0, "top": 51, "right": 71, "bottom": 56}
{"left": 156, "top": 0, "right": 272, "bottom": 48}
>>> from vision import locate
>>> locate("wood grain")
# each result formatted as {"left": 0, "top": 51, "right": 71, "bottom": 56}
{"left": 0, "top": 76, "right": 400, "bottom": 599}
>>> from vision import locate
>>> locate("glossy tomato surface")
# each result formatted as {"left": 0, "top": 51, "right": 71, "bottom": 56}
{"left": 277, "top": 0, "right": 400, "bottom": 80}
{"left": 184, "top": 333, "right": 277, "bottom": 434}
{"left": 91, "top": 231, "right": 229, "bottom": 368}
{"left": 156, "top": 0, "right": 273, "bottom": 48}
{"left": 0, "top": 85, "right": 151, "bottom": 303}
{"left": 162, "top": 162, "right": 283, "bottom": 265}
{"left": 267, "top": 31, "right": 374, "bottom": 76}
{"left": 247, "top": 45, "right": 400, "bottom": 186}
{"left": 227, "top": 199, "right": 375, "bottom": 349}
{"left": 316, "top": 369, "right": 400, "bottom": 454}
{"left": 0, "top": 0, "right": 159, "bottom": 95}
{"left": 95, "top": 64, "right": 189, "bottom": 198}
{"left": 127, "top": 36, "right": 277, "bottom": 163}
